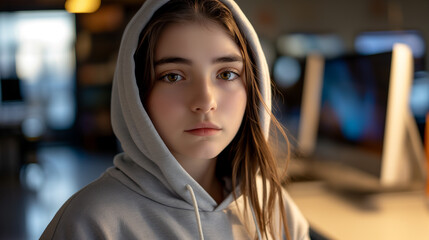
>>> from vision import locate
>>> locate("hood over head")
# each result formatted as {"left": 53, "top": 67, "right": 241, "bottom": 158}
{"left": 110, "top": 0, "right": 272, "bottom": 212}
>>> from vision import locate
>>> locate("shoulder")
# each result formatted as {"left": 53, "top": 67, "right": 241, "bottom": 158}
{"left": 254, "top": 175, "right": 310, "bottom": 240}
{"left": 62, "top": 171, "right": 138, "bottom": 211}
{"left": 40, "top": 172, "right": 141, "bottom": 239}
{"left": 280, "top": 187, "right": 311, "bottom": 240}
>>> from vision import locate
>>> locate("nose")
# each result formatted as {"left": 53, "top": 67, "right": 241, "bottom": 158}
{"left": 190, "top": 76, "right": 217, "bottom": 113}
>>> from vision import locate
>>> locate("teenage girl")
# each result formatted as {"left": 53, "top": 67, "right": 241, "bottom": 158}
{"left": 41, "top": 0, "right": 310, "bottom": 239}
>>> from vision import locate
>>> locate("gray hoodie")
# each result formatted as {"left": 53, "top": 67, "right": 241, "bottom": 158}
{"left": 40, "top": 0, "right": 310, "bottom": 239}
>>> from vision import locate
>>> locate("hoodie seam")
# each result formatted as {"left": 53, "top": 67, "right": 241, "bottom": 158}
{"left": 47, "top": 176, "right": 109, "bottom": 239}
{"left": 48, "top": 192, "right": 81, "bottom": 239}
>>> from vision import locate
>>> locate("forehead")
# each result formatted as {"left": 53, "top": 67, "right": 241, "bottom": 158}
{"left": 155, "top": 21, "right": 241, "bottom": 60}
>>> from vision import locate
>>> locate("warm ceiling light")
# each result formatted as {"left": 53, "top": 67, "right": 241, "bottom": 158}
{"left": 65, "top": 0, "right": 101, "bottom": 13}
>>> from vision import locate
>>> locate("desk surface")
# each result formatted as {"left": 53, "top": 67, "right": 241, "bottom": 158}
{"left": 287, "top": 182, "right": 429, "bottom": 240}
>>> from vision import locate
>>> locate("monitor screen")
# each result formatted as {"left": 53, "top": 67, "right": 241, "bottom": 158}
{"left": 354, "top": 30, "right": 428, "bottom": 137}
{"left": 316, "top": 52, "right": 393, "bottom": 176}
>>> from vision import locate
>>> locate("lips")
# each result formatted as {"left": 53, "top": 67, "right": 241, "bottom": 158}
{"left": 184, "top": 122, "right": 221, "bottom": 136}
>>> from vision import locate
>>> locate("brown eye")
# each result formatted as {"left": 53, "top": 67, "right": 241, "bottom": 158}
{"left": 218, "top": 71, "right": 239, "bottom": 81}
{"left": 166, "top": 74, "right": 178, "bottom": 82}
{"left": 160, "top": 73, "right": 183, "bottom": 83}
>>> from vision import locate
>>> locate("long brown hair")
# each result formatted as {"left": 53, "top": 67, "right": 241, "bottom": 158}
{"left": 134, "top": 0, "right": 290, "bottom": 238}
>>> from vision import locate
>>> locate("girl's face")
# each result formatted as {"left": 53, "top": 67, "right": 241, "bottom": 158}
{"left": 146, "top": 21, "right": 247, "bottom": 165}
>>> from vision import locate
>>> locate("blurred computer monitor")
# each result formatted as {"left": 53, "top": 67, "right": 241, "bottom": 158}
{"left": 355, "top": 30, "right": 428, "bottom": 137}
{"left": 273, "top": 33, "right": 345, "bottom": 156}
{"left": 272, "top": 53, "right": 325, "bottom": 159}
{"left": 304, "top": 44, "right": 425, "bottom": 191}
{"left": 317, "top": 51, "right": 392, "bottom": 173}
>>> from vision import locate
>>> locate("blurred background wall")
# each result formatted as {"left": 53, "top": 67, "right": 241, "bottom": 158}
{"left": 237, "top": 0, "right": 429, "bottom": 54}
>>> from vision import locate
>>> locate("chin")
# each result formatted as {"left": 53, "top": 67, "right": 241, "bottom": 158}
{"left": 188, "top": 145, "right": 225, "bottom": 160}
{"left": 193, "top": 150, "right": 221, "bottom": 160}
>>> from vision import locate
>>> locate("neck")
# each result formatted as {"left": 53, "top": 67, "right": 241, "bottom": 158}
{"left": 177, "top": 157, "right": 224, "bottom": 204}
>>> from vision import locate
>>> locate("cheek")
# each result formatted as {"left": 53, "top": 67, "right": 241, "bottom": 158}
{"left": 147, "top": 88, "right": 183, "bottom": 126}
{"left": 220, "top": 87, "right": 247, "bottom": 119}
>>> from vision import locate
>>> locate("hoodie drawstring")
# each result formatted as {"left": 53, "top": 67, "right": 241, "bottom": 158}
{"left": 186, "top": 184, "right": 205, "bottom": 240}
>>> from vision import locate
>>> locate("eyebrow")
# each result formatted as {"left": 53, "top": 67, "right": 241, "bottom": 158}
{"left": 213, "top": 54, "right": 243, "bottom": 64}
{"left": 154, "top": 54, "right": 243, "bottom": 67}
